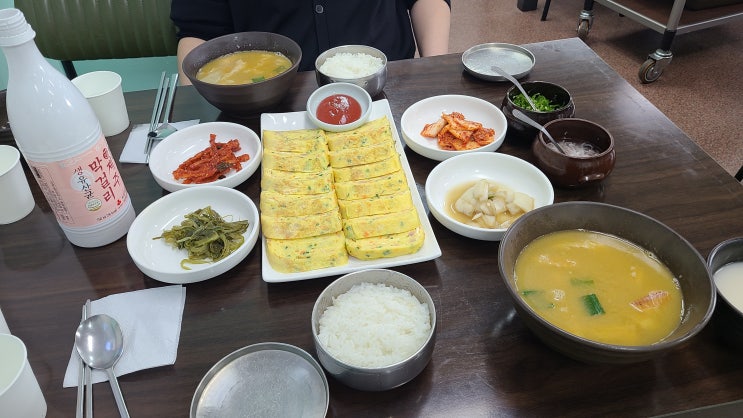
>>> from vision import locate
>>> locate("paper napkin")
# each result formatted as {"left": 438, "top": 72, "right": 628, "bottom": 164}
{"left": 62, "top": 285, "right": 187, "bottom": 387}
{"left": 119, "top": 120, "right": 199, "bottom": 164}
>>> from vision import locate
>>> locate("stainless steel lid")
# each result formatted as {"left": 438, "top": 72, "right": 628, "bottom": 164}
{"left": 462, "top": 43, "right": 536, "bottom": 81}
{"left": 190, "top": 342, "right": 329, "bottom": 418}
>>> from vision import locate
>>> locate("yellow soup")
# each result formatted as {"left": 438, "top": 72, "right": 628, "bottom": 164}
{"left": 514, "top": 230, "right": 682, "bottom": 346}
{"left": 196, "top": 50, "right": 292, "bottom": 85}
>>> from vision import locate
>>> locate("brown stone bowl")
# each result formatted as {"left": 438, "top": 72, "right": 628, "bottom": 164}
{"left": 501, "top": 81, "right": 575, "bottom": 141}
{"left": 182, "top": 32, "right": 302, "bottom": 117}
{"left": 498, "top": 201, "right": 716, "bottom": 364}
{"left": 532, "top": 118, "right": 615, "bottom": 188}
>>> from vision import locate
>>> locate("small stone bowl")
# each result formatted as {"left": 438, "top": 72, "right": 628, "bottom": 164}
{"left": 707, "top": 237, "right": 743, "bottom": 349}
{"left": 532, "top": 118, "right": 616, "bottom": 188}
{"left": 501, "top": 81, "right": 575, "bottom": 141}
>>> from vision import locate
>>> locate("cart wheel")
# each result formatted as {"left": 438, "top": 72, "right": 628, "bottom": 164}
{"left": 639, "top": 59, "right": 662, "bottom": 83}
{"left": 577, "top": 20, "right": 590, "bottom": 40}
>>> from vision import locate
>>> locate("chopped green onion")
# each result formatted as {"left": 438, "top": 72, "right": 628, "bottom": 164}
{"left": 571, "top": 278, "right": 595, "bottom": 287}
{"left": 520, "top": 290, "right": 555, "bottom": 309}
{"left": 512, "top": 92, "right": 561, "bottom": 112}
{"left": 582, "top": 293, "right": 605, "bottom": 316}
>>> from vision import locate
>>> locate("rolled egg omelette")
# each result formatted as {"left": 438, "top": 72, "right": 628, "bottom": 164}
{"left": 261, "top": 116, "right": 425, "bottom": 273}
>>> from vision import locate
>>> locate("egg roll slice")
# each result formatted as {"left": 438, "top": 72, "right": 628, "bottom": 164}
{"left": 328, "top": 139, "right": 396, "bottom": 168}
{"left": 263, "top": 129, "right": 327, "bottom": 153}
{"left": 262, "top": 149, "right": 329, "bottom": 173}
{"left": 261, "top": 168, "right": 334, "bottom": 195}
{"left": 332, "top": 155, "right": 401, "bottom": 182}
{"left": 334, "top": 170, "right": 408, "bottom": 200}
{"left": 342, "top": 207, "right": 420, "bottom": 240}
{"left": 266, "top": 231, "right": 348, "bottom": 273}
{"left": 325, "top": 116, "right": 392, "bottom": 151}
{"left": 346, "top": 227, "right": 425, "bottom": 260}
{"left": 261, "top": 210, "right": 342, "bottom": 240}
{"left": 338, "top": 190, "right": 414, "bottom": 219}
{"left": 260, "top": 190, "right": 338, "bottom": 217}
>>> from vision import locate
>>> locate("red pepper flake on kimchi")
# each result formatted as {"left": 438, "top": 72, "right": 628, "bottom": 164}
{"left": 172, "top": 133, "right": 250, "bottom": 184}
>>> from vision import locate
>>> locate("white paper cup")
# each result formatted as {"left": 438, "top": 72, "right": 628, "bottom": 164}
{"left": 0, "top": 145, "right": 34, "bottom": 224}
{"left": 0, "top": 334, "right": 47, "bottom": 418}
{"left": 72, "top": 71, "right": 130, "bottom": 136}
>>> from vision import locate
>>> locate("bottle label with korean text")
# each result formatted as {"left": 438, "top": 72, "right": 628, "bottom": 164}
{"left": 26, "top": 134, "right": 130, "bottom": 228}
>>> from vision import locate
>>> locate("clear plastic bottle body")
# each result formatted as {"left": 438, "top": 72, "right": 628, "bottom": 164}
{"left": 0, "top": 9, "right": 135, "bottom": 247}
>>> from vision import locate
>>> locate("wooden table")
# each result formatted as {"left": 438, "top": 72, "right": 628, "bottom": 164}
{"left": 2, "top": 38, "right": 742, "bottom": 417}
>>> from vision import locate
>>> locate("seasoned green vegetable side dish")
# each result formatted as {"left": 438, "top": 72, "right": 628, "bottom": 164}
{"left": 153, "top": 206, "right": 249, "bottom": 269}
{"left": 512, "top": 92, "right": 561, "bottom": 112}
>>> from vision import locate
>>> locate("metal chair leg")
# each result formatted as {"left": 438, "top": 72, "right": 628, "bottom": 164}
{"left": 541, "top": 0, "right": 552, "bottom": 21}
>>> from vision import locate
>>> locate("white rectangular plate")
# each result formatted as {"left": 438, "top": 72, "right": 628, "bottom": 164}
{"left": 259, "top": 99, "right": 442, "bottom": 282}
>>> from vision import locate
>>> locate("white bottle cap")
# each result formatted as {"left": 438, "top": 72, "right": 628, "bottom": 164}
{"left": 0, "top": 8, "right": 35, "bottom": 47}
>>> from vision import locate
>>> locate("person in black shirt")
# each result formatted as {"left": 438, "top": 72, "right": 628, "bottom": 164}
{"left": 171, "top": 0, "right": 451, "bottom": 84}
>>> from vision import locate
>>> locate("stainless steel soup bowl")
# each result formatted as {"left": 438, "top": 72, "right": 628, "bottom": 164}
{"left": 314, "top": 44, "right": 388, "bottom": 98}
{"left": 498, "top": 201, "right": 716, "bottom": 364}
{"left": 311, "top": 269, "right": 436, "bottom": 391}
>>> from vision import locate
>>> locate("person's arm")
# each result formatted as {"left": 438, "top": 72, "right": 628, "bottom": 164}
{"left": 171, "top": 0, "right": 232, "bottom": 85}
{"left": 410, "top": 0, "right": 451, "bottom": 57}
{"left": 177, "top": 37, "right": 205, "bottom": 85}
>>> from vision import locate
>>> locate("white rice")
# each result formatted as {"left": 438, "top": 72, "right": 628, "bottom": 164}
{"left": 319, "top": 52, "right": 384, "bottom": 79}
{"left": 317, "top": 282, "right": 431, "bottom": 368}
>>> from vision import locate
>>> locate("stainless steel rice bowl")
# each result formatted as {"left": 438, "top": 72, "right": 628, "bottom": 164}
{"left": 311, "top": 269, "right": 436, "bottom": 391}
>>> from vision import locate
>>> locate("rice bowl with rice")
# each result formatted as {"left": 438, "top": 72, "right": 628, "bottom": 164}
{"left": 311, "top": 268, "right": 436, "bottom": 391}
{"left": 317, "top": 282, "right": 431, "bottom": 368}
{"left": 318, "top": 52, "right": 385, "bottom": 79}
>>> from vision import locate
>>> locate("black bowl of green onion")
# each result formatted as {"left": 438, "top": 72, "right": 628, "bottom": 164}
{"left": 501, "top": 81, "right": 575, "bottom": 141}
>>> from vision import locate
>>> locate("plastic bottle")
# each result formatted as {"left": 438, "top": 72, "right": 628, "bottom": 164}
{"left": 0, "top": 9, "right": 135, "bottom": 247}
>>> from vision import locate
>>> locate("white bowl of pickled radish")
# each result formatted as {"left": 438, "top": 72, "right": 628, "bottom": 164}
{"left": 424, "top": 152, "right": 554, "bottom": 241}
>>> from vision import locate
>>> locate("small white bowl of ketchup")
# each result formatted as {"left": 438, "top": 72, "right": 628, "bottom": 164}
{"left": 306, "top": 82, "right": 372, "bottom": 132}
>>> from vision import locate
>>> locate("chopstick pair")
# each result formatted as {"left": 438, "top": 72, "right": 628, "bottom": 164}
{"left": 76, "top": 299, "right": 93, "bottom": 418}
{"left": 144, "top": 72, "right": 178, "bottom": 162}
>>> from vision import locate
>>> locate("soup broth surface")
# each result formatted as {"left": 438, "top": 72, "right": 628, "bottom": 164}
{"left": 514, "top": 230, "right": 682, "bottom": 346}
{"left": 196, "top": 50, "right": 292, "bottom": 85}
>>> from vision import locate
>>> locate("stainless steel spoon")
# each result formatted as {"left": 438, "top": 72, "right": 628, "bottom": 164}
{"left": 75, "top": 314, "right": 130, "bottom": 418}
{"left": 512, "top": 109, "right": 568, "bottom": 155}
{"left": 490, "top": 64, "right": 538, "bottom": 111}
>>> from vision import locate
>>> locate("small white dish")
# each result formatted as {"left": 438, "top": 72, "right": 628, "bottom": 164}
{"left": 306, "top": 82, "right": 372, "bottom": 132}
{"left": 425, "top": 152, "right": 554, "bottom": 241}
{"left": 400, "top": 95, "right": 507, "bottom": 161}
{"left": 148, "top": 121, "right": 262, "bottom": 193}
{"left": 126, "top": 186, "right": 260, "bottom": 284}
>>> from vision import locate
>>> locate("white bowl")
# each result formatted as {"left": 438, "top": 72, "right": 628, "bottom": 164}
{"left": 126, "top": 186, "right": 260, "bottom": 284}
{"left": 306, "top": 82, "right": 372, "bottom": 132}
{"left": 149, "top": 121, "right": 262, "bottom": 193}
{"left": 425, "top": 153, "right": 554, "bottom": 241}
{"left": 400, "top": 95, "right": 507, "bottom": 161}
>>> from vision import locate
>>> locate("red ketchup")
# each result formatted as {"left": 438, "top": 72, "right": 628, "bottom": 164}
{"left": 316, "top": 94, "right": 362, "bottom": 125}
